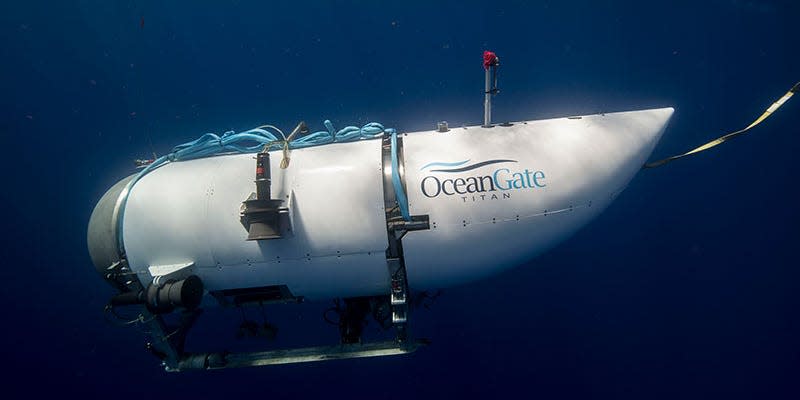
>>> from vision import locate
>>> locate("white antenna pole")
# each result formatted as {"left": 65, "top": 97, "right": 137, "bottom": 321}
{"left": 484, "top": 67, "right": 492, "bottom": 127}
{"left": 482, "top": 51, "right": 499, "bottom": 128}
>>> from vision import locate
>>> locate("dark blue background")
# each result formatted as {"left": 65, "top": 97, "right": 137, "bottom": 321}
{"left": 1, "top": 1, "right": 798, "bottom": 398}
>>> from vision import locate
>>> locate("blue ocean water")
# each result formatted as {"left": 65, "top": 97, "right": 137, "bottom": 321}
{"left": 2, "top": 1, "right": 798, "bottom": 398}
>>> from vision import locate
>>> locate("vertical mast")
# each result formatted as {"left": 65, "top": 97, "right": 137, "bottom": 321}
{"left": 483, "top": 50, "right": 500, "bottom": 127}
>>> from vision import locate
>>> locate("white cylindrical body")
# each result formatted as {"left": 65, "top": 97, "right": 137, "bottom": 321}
{"left": 108, "top": 108, "right": 673, "bottom": 301}
{"left": 122, "top": 139, "right": 390, "bottom": 300}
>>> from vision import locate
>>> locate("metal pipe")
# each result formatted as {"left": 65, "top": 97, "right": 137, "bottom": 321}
{"left": 484, "top": 67, "right": 492, "bottom": 127}
{"left": 255, "top": 152, "right": 271, "bottom": 200}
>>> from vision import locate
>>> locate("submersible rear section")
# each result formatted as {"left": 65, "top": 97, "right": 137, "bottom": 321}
{"left": 89, "top": 139, "right": 395, "bottom": 301}
{"left": 87, "top": 174, "right": 134, "bottom": 286}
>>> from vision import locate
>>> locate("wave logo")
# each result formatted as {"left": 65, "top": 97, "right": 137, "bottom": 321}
{"left": 419, "top": 159, "right": 547, "bottom": 199}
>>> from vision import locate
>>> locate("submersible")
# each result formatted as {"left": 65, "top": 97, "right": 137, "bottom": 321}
{"left": 87, "top": 51, "right": 674, "bottom": 370}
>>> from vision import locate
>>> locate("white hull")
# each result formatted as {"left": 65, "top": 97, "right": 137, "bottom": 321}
{"left": 115, "top": 108, "right": 673, "bottom": 300}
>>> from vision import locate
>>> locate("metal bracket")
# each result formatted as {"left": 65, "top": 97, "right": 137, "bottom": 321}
{"left": 148, "top": 262, "right": 195, "bottom": 285}
{"left": 240, "top": 151, "right": 288, "bottom": 240}
{"left": 387, "top": 258, "right": 407, "bottom": 324}
{"left": 389, "top": 215, "right": 430, "bottom": 240}
{"left": 380, "top": 132, "right": 431, "bottom": 342}
{"left": 104, "top": 259, "right": 142, "bottom": 292}
{"left": 173, "top": 340, "right": 426, "bottom": 371}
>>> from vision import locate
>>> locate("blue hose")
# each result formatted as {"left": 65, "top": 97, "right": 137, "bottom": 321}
{"left": 115, "top": 120, "right": 397, "bottom": 252}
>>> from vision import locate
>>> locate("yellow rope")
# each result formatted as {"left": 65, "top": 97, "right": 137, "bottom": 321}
{"left": 644, "top": 82, "right": 799, "bottom": 168}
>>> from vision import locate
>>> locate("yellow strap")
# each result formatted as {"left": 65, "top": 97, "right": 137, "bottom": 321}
{"left": 644, "top": 82, "right": 799, "bottom": 169}
{"left": 257, "top": 123, "right": 303, "bottom": 169}
{"left": 258, "top": 139, "right": 292, "bottom": 169}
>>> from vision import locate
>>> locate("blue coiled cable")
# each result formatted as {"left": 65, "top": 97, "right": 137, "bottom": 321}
{"left": 116, "top": 120, "right": 411, "bottom": 252}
